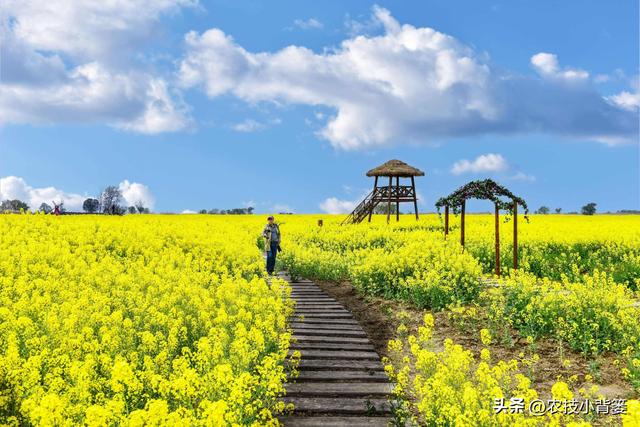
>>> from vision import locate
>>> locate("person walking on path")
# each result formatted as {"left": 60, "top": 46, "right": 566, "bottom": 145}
{"left": 262, "top": 215, "right": 281, "bottom": 275}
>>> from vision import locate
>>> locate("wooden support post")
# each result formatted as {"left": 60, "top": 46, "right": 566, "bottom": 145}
{"left": 495, "top": 202, "right": 501, "bottom": 277}
{"left": 395, "top": 176, "right": 400, "bottom": 222}
{"left": 368, "top": 176, "right": 378, "bottom": 223}
{"left": 386, "top": 176, "right": 392, "bottom": 224}
{"left": 513, "top": 201, "right": 518, "bottom": 270}
{"left": 460, "top": 200, "right": 466, "bottom": 247}
{"left": 444, "top": 205, "right": 449, "bottom": 237}
{"left": 411, "top": 176, "right": 419, "bottom": 220}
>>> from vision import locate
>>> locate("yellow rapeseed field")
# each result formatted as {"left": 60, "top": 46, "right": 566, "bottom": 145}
{"left": 0, "top": 214, "right": 294, "bottom": 426}
{"left": 1, "top": 213, "right": 638, "bottom": 426}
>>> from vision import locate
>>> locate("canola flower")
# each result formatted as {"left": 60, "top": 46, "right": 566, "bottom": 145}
{"left": 2, "top": 212, "right": 639, "bottom": 424}
{"left": 384, "top": 315, "right": 622, "bottom": 426}
{"left": 0, "top": 214, "right": 294, "bottom": 426}
{"left": 278, "top": 214, "right": 640, "bottom": 388}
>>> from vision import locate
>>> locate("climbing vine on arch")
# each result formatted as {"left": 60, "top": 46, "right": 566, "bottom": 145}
{"left": 435, "top": 179, "right": 529, "bottom": 222}
{"left": 434, "top": 179, "right": 529, "bottom": 276}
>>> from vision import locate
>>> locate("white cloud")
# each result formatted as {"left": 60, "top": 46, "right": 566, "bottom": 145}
{"left": 181, "top": 209, "right": 198, "bottom": 214}
{"left": 293, "top": 18, "right": 323, "bottom": 30}
{"left": 319, "top": 197, "right": 357, "bottom": 214}
{"left": 179, "top": 6, "right": 637, "bottom": 149}
{"left": 0, "top": 176, "right": 156, "bottom": 211}
{"left": 451, "top": 153, "right": 509, "bottom": 175}
{"left": 530, "top": 52, "right": 589, "bottom": 82}
{"left": 4, "top": 0, "right": 197, "bottom": 61}
{"left": 608, "top": 91, "right": 640, "bottom": 111}
{"left": 0, "top": 176, "right": 85, "bottom": 211}
{"left": 1, "top": 63, "right": 191, "bottom": 133}
{"left": 1, "top": 0, "right": 194, "bottom": 133}
{"left": 118, "top": 180, "right": 155, "bottom": 209}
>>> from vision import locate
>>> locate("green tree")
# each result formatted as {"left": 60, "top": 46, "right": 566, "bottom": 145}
{"left": 581, "top": 202, "right": 597, "bottom": 215}
{"left": 0, "top": 199, "right": 29, "bottom": 212}
{"left": 83, "top": 198, "right": 100, "bottom": 213}
{"left": 39, "top": 203, "right": 53, "bottom": 214}
{"left": 535, "top": 206, "right": 550, "bottom": 214}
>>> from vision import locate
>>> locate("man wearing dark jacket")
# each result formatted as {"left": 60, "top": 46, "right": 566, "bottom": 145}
{"left": 262, "top": 216, "right": 281, "bottom": 275}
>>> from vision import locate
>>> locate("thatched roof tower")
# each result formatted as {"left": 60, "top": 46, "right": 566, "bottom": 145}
{"left": 366, "top": 159, "right": 425, "bottom": 177}
{"left": 343, "top": 159, "right": 424, "bottom": 224}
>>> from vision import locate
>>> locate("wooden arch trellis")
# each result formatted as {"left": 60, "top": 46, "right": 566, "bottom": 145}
{"left": 435, "top": 179, "right": 529, "bottom": 276}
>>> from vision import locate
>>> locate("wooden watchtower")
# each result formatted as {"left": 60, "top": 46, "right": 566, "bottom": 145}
{"left": 342, "top": 159, "right": 424, "bottom": 224}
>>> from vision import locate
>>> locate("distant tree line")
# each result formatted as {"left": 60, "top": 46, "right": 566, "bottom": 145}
{"left": 533, "top": 203, "right": 598, "bottom": 215}
{"left": 198, "top": 207, "right": 254, "bottom": 215}
{"left": 0, "top": 185, "right": 150, "bottom": 215}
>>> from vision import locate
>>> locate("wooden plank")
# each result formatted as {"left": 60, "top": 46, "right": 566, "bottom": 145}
{"left": 291, "top": 329, "right": 366, "bottom": 337}
{"left": 293, "top": 370, "right": 388, "bottom": 382}
{"left": 288, "top": 350, "right": 379, "bottom": 360}
{"left": 282, "top": 397, "right": 391, "bottom": 415}
{"left": 293, "top": 300, "right": 338, "bottom": 304}
{"left": 292, "top": 318, "right": 360, "bottom": 325}
{"left": 296, "top": 359, "right": 384, "bottom": 371}
{"left": 294, "top": 313, "right": 354, "bottom": 319}
{"left": 291, "top": 293, "right": 330, "bottom": 298}
{"left": 286, "top": 382, "right": 392, "bottom": 397}
{"left": 281, "top": 416, "right": 392, "bottom": 427}
{"left": 291, "top": 290, "right": 328, "bottom": 294}
{"left": 295, "top": 310, "right": 350, "bottom": 315}
{"left": 295, "top": 303, "right": 344, "bottom": 308}
{"left": 291, "top": 322, "right": 362, "bottom": 331}
{"left": 293, "top": 335, "right": 371, "bottom": 344}
{"left": 290, "top": 342, "right": 375, "bottom": 351}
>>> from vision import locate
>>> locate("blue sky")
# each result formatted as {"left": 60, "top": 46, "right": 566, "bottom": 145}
{"left": 1, "top": 0, "right": 638, "bottom": 213}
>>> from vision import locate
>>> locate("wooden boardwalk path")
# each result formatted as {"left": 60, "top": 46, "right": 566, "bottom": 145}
{"left": 278, "top": 273, "right": 393, "bottom": 426}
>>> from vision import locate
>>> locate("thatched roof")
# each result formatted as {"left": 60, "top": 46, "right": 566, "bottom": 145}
{"left": 366, "top": 159, "right": 425, "bottom": 177}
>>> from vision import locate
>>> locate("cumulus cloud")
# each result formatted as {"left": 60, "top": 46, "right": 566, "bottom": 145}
{"left": 119, "top": 180, "right": 156, "bottom": 210}
{"left": 1, "top": 0, "right": 194, "bottom": 133}
{"left": 0, "top": 176, "right": 156, "bottom": 211}
{"left": 451, "top": 153, "right": 509, "bottom": 175}
{"left": 608, "top": 91, "right": 640, "bottom": 111}
{"left": 1, "top": 63, "right": 192, "bottom": 133}
{"left": 181, "top": 209, "right": 198, "bottom": 214}
{"left": 178, "top": 6, "right": 637, "bottom": 149}
{"left": 319, "top": 197, "right": 358, "bottom": 214}
{"left": 0, "top": 176, "right": 85, "bottom": 211}
{"left": 530, "top": 52, "right": 589, "bottom": 82}
{"left": 4, "top": 0, "right": 197, "bottom": 62}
